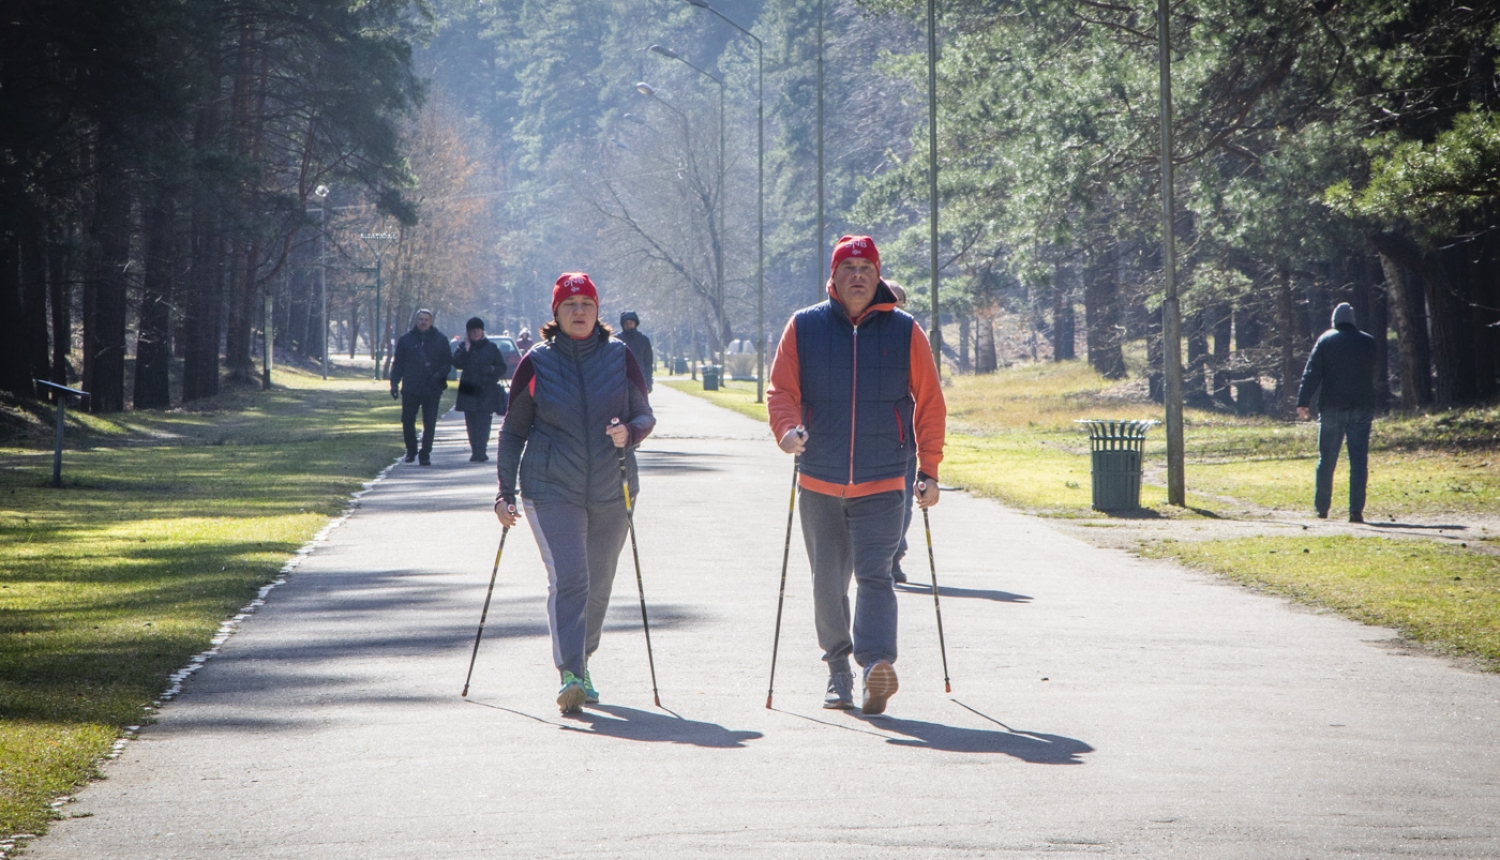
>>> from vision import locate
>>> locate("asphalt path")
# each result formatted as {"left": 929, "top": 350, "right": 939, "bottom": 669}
{"left": 28, "top": 385, "right": 1500, "bottom": 859}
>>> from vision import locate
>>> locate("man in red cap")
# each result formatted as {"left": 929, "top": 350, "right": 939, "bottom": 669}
{"left": 767, "top": 235, "right": 946, "bottom": 714}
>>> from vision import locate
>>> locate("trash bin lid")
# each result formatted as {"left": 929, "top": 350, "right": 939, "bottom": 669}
{"left": 1074, "top": 419, "right": 1158, "bottom": 440}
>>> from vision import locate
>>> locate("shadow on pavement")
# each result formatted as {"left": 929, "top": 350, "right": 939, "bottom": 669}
{"left": 635, "top": 450, "right": 723, "bottom": 474}
{"left": 896, "top": 583, "right": 1032, "bottom": 603}
{"left": 1366, "top": 522, "right": 1468, "bottom": 531}
{"left": 866, "top": 707, "right": 1093, "bottom": 764}
{"left": 562, "top": 704, "right": 763, "bottom": 748}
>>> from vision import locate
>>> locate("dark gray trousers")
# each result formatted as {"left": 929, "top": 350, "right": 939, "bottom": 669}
{"left": 523, "top": 496, "right": 629, "bottom": 680}
{"left": 799, "top": 488, "right": 904, "bottom": 672}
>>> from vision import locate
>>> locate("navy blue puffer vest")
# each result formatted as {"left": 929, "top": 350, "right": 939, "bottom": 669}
{"left": 794, "top": 301, "right": 915, "bottom": 487}
{"left": 518, "top": 332, "right": 638, "bottom": 505}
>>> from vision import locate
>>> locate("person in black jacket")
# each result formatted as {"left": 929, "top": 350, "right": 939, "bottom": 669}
{"left": 452, "top": 316, "right": 507, "bottom": 463}
{"left": 1296, "top": 302, "right": 1378, "bottom": 522}
{"left": 389, "top": 309, "right": 452, "bottom": 466}
{"left": 616, "top": 311, "right": 654, "bottom": 392}
{"left": 494, "top": 273, "right": 655, "bottom": 714}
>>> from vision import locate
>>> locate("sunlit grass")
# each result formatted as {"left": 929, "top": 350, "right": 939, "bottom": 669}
{"left": 1142, "top": 536, "right": 1500, "bottom": 668}
{"left": 0, "top": 365, "right": 425, "bottom": 839}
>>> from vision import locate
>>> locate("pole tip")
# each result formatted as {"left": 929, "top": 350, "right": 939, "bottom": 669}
{"left": 461, "top": 687, "right": 469, "bottom": 697}
{"left": 944, "top": 681, "right": 952, "bottom": 693}
{"left": 765, "top": 695, "right": 773, "bottom": 709}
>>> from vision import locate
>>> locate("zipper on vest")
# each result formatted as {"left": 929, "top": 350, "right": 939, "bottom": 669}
{"left": 848, "top": 323, "right": 859, "bottom": 485}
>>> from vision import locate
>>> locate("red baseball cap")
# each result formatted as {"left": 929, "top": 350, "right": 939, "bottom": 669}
{"left": 552, "top": 272, "right": 599, "bottom": 316}
{"left": 830, "top": 235, "right": 880, "bottom": 278}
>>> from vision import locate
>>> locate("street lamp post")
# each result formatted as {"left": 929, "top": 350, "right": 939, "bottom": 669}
{"left": 926, "top": 0, "right": 942, "bottom": 375}
{"left": 683, "top": 0, "right": 764, "bottom": 403}
{"left": 1158, "top": 0, "right": 1186, "bottom": 505}
{"left": 360, "top": 231, "right": 397, "bottom": 380}
{"left": 647, "top": 45, "right": 726, "bottom": 374}
{"left": 314, "top": 184, "right": 330, "bottom": 379}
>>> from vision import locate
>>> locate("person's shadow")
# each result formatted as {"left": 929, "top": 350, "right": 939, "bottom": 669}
{"left": 562, "top": 704, "right": 763, "bottom": 749}
{"left": 861, "top": 701, "right": 1093, "bottom": 764}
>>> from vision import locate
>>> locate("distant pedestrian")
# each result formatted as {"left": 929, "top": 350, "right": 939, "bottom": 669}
{"left": 390, "top": 309, "right": 451, "bottom": 466}
{"left": 1296, "top": 302, "right": 1378, "bottom": 523}
{"left": 494, "top": 273, "right": 656, "bottom": 714}
{"left": 452, "top": 317, "right": 508, "bottom": 463}
{"left": 768, "top": 236, "right": 946, "bottom": 715}
{"left": 616, "top": 311, "right": 654, "bottom": 393}
{"left": 515, "top": 329, "right": 534, "bottom": 354}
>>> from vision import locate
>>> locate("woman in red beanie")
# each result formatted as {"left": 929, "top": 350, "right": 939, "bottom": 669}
{"left": 492, "top": 273, "right": 656, "bottom": 714}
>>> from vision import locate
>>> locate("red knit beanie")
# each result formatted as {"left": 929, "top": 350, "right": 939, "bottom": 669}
{"left": 552, "top": 272, "right": 599, "bottom": 316}
{"left": 830, "top": 235, "right": 880, "bottom": 278}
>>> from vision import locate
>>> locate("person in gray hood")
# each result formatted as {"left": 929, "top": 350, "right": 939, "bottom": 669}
{"left": 1296, "top": 302, "right": 1378, "bottom": 523}
{"left": 493, "top": 273, "right": 655, "bottom": 714}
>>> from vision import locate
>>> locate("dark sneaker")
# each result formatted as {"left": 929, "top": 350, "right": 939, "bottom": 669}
{"left": 404, "top": 451, "right": 417, "bottom": 463}
{"left": 1349, "top": 513, "right": 1364, "bottom": 524}
{"left": 1316, "top": 510, "right": 1328, "bottom": 519}
{"left": 823, "top": 671, "right": 854, "bottom": 710}
{"left": 468, "top": 453, "right": 484, "bottom": 462}
{"left": 892, "top": 562, "right": 908, "bottom": 584}
{"left": 557, "top": 671, "right": 586, "bottom": 714}
{"left": 583, "top": 668, "right": 600, "bottom": 704}
{"left": 418, "top": 453, "right": 431, "bottom": 466}
{"left": 861, "top": 661, "right": 899, "bottom": 715}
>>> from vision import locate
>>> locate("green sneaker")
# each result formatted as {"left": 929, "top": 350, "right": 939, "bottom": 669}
{"left": 557, "top": 671, "right": 586, "bottom": 714}
{"left": 582, "top": 668, "right": 600, "bottom": 704}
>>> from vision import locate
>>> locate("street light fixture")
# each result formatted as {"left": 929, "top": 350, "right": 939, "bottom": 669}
{"left": 682, "top": 0, "right": 765, "bottom": 403}
{"left": 647, "top": 44, "right": 727, "bottom": 377}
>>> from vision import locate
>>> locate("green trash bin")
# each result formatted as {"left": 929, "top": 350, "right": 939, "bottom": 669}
{"left": 673, "top": 356, "right": 689, "bottom": 374}
{"left": 702, "top": 365, "right": 721, "bottom": 391}
{"left": 1076, "top": 419, "right": 1157, "bottom": 511}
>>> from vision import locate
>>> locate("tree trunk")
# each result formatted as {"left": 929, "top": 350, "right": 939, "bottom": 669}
{"left": 1052, "top": 269, "right": 1075, "bottom": 361}
{"left": 22, "top": 216, "right": 51, "bottom": 387}
{"left": 1210, "top": 299, "right": 1233, "bottom": 406}
{"left": 1274, "top": 266, "right": 1298, "bottom": 412}
{"left": 0, "top": 236, "right": 33, "bottom": 398}
{"left": 134, "top": 188, "right": 175, "bottom": 409}
{"left": 1185, "top": 308, "right": 1213, "bottom": 408}
{"left": 1084, "top": 244, "right": 1126, "bottom": 379}
{"left": 1370, "top": 233, "right": 1432, "bottom": 408}
{"left": 84, "top": 137, "right": 131, "bottom": 413}
{"left": 958, "top": 315, "right": 971, "bottom": 373}
{"left": 183, "top": 92, "right": 225, "bottom": 403}
{"left": 48, "top": 224, "right": 72, "bottom": 388}
{"left": 975, "top": 314, "right": 997, "bottom": 374}
{"left": 1353, "top": 254, "right": 1392, "bottom": 406}
{"left": 1233, "top": 299, "right": 1265, "bottom": 414}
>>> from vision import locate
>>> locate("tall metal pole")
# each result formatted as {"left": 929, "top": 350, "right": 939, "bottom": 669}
{"left": 926, "top": 0, "right": 942, "bottom": 373}
{"left": 373, "top": 254, "right": 383, "bottom": 381}
{"left": 646, "top": 48, "right": 726, "bottom": 381}
{"left": 683, "top": 0, "right": 764, "bottom": 402}
{"left": 816, "top": 0, "right": 825, "bottom": 303}
{"left": 1158, "top": 0, "right": 1185, "bottom": 505}
{"left": 755, "top": 42, "right": 764, "bottom": 403}
{"left": 319, "top": 197, "right": 329, "bottom": 379}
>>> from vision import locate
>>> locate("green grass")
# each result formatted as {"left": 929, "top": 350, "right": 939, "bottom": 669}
{"left": 663, "top": 377, "right": 767, "bottom": 423}
{"left": 1141, "top": 536, "right": 1500, "bottom": 668}
{"left": 0, "top": 366, "right": 424, "bottom": 839}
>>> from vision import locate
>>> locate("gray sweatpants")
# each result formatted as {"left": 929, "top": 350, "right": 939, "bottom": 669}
{"left": 523, "top": 496, "right": 630, "bottom": 680}
{"left": 799, "top": 488, "right": 905, "bottom": 672}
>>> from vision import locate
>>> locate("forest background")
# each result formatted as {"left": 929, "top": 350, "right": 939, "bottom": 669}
{"left": 2, "top": 0, "right": 1499, "bottom": 414}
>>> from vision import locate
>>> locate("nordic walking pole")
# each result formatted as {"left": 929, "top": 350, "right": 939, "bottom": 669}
{"left": 612, "top": 418, "right": 661, "bottom": 707}
{"left": 462, "top": 521, "right": 511, "bottom": 697}
{"left": 766, "top": 425, "right": 805, "bottom": 709}
{"left": 919, "top": 480, "right": 952, "bottom": 693}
